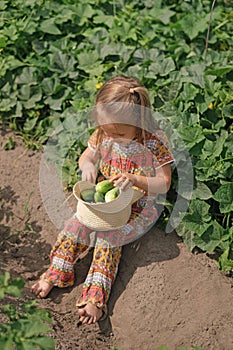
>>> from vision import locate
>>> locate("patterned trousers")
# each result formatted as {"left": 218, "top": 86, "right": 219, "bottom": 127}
{"left": 41, "top": 204, "right": 158, "bottom": 310}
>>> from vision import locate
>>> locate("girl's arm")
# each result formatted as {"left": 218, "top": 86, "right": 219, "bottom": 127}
{"left": 79, "top": 147, "right": 99, "bottom": 183}
{"left": 110, "top": 163, "right": 172, "bottom": 196}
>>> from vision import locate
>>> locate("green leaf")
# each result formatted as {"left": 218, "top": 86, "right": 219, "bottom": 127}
{"left": 179, "top": 13, "right": 208, "bottom": 40}
{"left": 213, "top": 183, "right": 233, "bottom": 214}
{"left": 77, "top": 50, "right": 100, "bottom": 70}
{"left": 32, "top": 39, "right": 47, "bottom": 54}
{"left": 5, "top": 285, "right": 22, "bottom": 298}
{"left": 148, "top": 57, "right": 176, "bottom": 76}
{"left": 40, "top": 19, "right": 61, "bottom": 35}
{"left": 0, "top": 97, "right": 17, "bottom": 111}
{"left": 193, "top": 221, "right": 230, "bottom": 252}
{"left": 178, "top": 125, "right": 205, "bottom": 149}
{"left": 23, "top": 88, "right": 42, "bottom": 109}
{"left": 44, "top": 87, "right": 72, "bottom": 110}
{"left": 23, "top": 321, "right": 52, "bottom": 338}
{"left": 0, "top": 335, "right": 14, "bottom": 350}
{"left": 48, "top": 51, "right": 77, "bottom": 77}
{"left": 76, "top": 3, "right": 95, "bottom": 24}
{"left": 0, "top": 289, "right": 5, "bottom": 299}
{"left": 3, "top": 271, "right": 10, "bottom": 287}
{"left": 192, "top": 182, "right": 212, "bottom": 200}
{"left": 10, "top": 277, "right": 25, "bottom": 289}
{"left": 179, "top": 83, "right": 199, "bottom": 101}
{"left": 31, "top": 336, "right": 55, "bottom": 350}
{"left": 0, "top": 34, "right": 6, "bottom": 48}
{"left": 173, "top": 222, "right": 197, "bottom": 252}
{"left": 15, "top": 67, "right": 38, "bottom": 85}
{"left": 93, "top": 13, "right": 114, "bottom": 28}
{"left": 201, "top": 131, "right": 228, "bottom": 160}
{"left": 218, "top": 248, "right": 233, "bottom": 271}
{"left": 206, "top": 66, "right": 233, "bottom": 77}
{"left": 149, "top": 7, "right": 175, "bottom": 24}
{"left": 0, "top": 56, "right": 25, "bottom": 76}
{"left": 222, "top": 104, "right": 233, "bottom": 119}
{"left": 182, "top": 199, "right": 212, "bottom": 237}
{"left": 18, "top": 84, "right": 29, "bottom": 100}
{"left": 0, "top": 1, "right": 7, "bottom": 10}
{"left": 55, "top": 7, "right": 76, "bottom": 25}
{"left": 3, "top": 137, "right": 16, "bottom": 151}
{"left": 181, "top": 64, "right": 205, "bottom": 88}
{"left": 41, "top": 77, "right": 60, "bottom": 96}
{"left": 23, "top": 117, "right": 39, "bottom": 133}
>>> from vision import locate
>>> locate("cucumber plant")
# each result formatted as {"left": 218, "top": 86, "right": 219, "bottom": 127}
{"left": 0, "top": 272, "right": 55, "bottom": 350}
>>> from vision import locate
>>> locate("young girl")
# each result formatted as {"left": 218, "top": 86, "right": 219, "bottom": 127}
{"left": 31, "top": 75, "right": 174, "bottom": 325}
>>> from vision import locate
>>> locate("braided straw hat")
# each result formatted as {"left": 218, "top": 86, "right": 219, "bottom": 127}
{"left": 73, "top": 181, "right": 144, "bottom": 231}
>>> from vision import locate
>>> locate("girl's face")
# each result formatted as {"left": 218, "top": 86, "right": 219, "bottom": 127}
{"left": 101, "top": 123, "right": 137, "bottom": 142}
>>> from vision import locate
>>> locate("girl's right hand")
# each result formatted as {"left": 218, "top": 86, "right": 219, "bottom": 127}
{"left": 110, "top": 173, "right": 135, "bottom": 191}
{"left": 81, "top": 162, "right": 98, "bottom": 183}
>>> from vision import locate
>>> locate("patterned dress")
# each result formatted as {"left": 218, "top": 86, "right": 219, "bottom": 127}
{"left": 41, "top": 129, "right": 174, "bottom": 313}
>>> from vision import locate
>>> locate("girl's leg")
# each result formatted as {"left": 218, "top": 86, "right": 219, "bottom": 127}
{"left": 118, "top": 204, "right": 159, "bottom": 246}
{"left": 76, "top": 237, "right": 122, "bottom": 324}
{"left": 75, "top": 204, "right": 157, "bottom": 323}
{"left": 31, "top": 214, "right": 93, "bottom": 298}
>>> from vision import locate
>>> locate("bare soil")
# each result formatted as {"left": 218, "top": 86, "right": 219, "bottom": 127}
{"left": 1, "top": 126, "right": 233, "bottom": 350}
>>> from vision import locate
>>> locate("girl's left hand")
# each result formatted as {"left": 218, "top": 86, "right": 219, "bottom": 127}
{"left": 110, "top": 173, "right": 136, "bottom": 191}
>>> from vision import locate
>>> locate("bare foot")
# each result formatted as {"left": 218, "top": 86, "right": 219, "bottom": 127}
{"left": 78, "top": 303, "right": 104, "bottom": 325}
{"left": 30, "top": 280, "right": 53, "bottom": 298}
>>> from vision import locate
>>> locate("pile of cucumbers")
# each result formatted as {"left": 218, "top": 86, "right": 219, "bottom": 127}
{"left": 80, "top": 180, "right": 120, "bottom": 203}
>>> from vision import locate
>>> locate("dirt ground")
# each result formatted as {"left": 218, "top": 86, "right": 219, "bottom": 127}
{"left": 1, "top": 126, "right": 233, "bottom": 350}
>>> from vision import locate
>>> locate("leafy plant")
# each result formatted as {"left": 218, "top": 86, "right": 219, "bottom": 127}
{"left": 3, "top": 136, "right": 16, "bottom": 150}
{"left": 0, "top": 0, "right": 232, "bottom": 270}
{"left": 0, "top": 272, "right": 55, "bottom": 350}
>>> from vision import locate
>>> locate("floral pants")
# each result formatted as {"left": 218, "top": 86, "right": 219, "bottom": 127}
{"left": 41, "top": 202, "right": 158, "bottom": 311}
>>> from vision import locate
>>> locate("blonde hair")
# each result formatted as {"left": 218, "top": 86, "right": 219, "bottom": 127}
{"left": 96, "top": 75, "right": 151, "bottom": 107}
{"left": 93, "top": 75, "right": 155, "bottom": 144}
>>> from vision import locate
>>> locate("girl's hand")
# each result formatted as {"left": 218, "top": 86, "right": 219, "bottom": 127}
{"left": 79, "top": 147, "right": 99, "bottom": 184}
{"left": 110, "top": 173, "right": 136, "bottom": 191}
{"left": 81, "top": 162, "right": 98, "bottom": 183}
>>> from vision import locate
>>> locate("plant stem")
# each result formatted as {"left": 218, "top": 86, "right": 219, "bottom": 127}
{"left": 204, "top": 0, "right": 217, "bottom": 63}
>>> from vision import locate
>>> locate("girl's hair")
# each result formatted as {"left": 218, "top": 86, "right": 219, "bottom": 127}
{"left": 96, "top": 75, "right": 151, "bottom": 108}
{"left": 93, "top": 75, "right": 156, "bottom": 144}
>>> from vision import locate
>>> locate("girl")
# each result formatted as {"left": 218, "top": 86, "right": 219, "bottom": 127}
{"left": 31, "top": 75, "right": 174, "bottom": 325}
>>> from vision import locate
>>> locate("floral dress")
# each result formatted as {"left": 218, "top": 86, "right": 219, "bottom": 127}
{"left": 41, "top": 129, "right": 174, "bottom": 313}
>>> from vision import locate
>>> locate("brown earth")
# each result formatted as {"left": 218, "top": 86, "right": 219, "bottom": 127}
{"left": 1, "top": 126, "right": 233, "bottom": 350}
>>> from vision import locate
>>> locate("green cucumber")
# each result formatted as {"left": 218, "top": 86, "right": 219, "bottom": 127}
{"left": 95, "top": 180, "right": 114, "bottom": 195}
{"left": 94, "top": 191, "right": 105, "bottom": 203}
{"left": 80, "top": 189, "right": 95, "bottom": 202}
{"left": 105, "top": 187, "right": 120, "bottom": 202}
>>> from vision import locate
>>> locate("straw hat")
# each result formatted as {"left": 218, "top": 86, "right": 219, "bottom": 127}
{"left": 73, "top": 181, "right": 144, "bottom": 231}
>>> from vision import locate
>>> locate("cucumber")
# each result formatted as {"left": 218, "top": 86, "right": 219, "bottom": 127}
{"left": 95, "top": 180, "right": 114, "bottom": 195}
{"left": 105, "top": 187, "right": 120, "bottom": 202}
{"left": 80, "top": 189, "right": 95, "bottom": 202}
{"left": 94, "top": 191, "right": 105, "bottom": 203}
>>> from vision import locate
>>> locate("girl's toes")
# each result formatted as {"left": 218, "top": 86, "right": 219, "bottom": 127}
{"left": 30, "top": 284, "right": 37, "bottom": 293}
{"left": 77, "top": 303, "right": 104, "bottom": 324}
{"left": 78, "top": 308, "right": 85, "bottom": 317}
{"left": 31, "top": 281, "right": 53, "bottom": 299}
{"left": 38, "top": 291, "right": 45, "bottom": 298}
